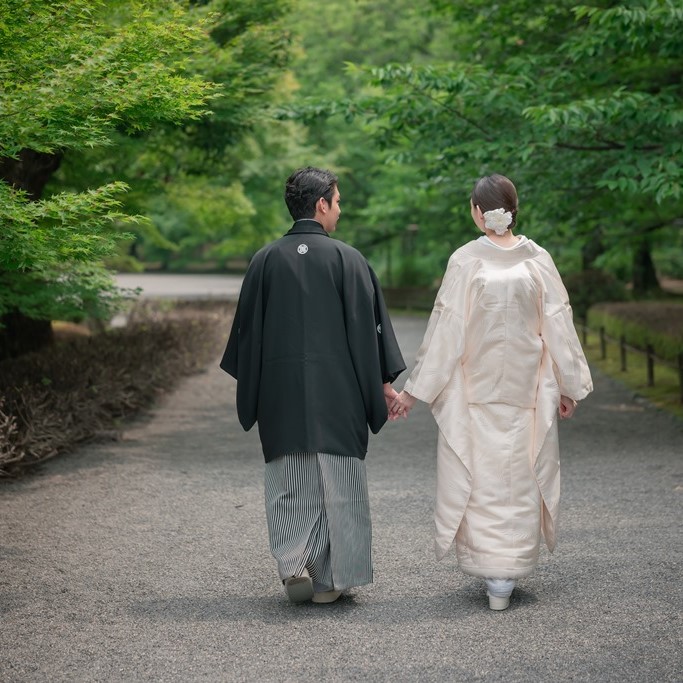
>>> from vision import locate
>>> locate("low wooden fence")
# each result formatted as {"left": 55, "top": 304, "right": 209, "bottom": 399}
{"left": 578, "top": 319, "right": 683, "bottom": 404}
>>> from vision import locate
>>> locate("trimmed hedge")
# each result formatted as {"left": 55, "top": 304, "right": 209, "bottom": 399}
{"left": 0, "top": 301, "right": 234, "bottom": 477}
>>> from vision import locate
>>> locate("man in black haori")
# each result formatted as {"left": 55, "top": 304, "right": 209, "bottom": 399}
{"left": 221, "top": 167, "right": 405, "bottom": 604}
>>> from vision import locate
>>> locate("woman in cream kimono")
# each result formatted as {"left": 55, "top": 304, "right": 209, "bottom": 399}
{"left": 391, "top": 174, "right": 592, "bottom": 610}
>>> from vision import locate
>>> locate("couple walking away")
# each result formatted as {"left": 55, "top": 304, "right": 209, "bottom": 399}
{"left": 220, "top": 167, "right": 592, "bottom": 611}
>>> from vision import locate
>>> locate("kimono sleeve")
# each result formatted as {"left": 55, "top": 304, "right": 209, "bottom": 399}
{"left": 537, "top": 253, "right": 593, "bottom": 401}
{"left": 342, "top": 254, "right": 400, "bottom": 434}
{"left": 219, "top": 256, "right": 265, "bottom": 431}
{"left": 403, "top": 254, "right": 468, "bottom": 404}
{"left": 369, "top": 266, "right": 406, "bottom": 384}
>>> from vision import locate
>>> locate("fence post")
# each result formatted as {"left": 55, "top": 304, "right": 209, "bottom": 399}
{"left": 620, "top": 335, "right": 627, "bottom": 372}
{"left": 600, "top": 326, "right": 606, "bottom": 359}
{"left": 678, "top": 353, "right": 683, "bottom": 404}
{"left": 646, "top": 344, "right": 655, "bottom": 387}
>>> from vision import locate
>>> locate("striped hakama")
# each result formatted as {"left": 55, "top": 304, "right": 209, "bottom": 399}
{"left": 264, "top": 453, "right": 373, "bottom": 593}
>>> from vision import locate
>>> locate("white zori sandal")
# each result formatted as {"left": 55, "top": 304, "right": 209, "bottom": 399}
{"left": 312, "top": 590, "right": 342, "bottom": 604}
{"left": 485, "top": 578, "right": 517, "bottom": 611}
{"left": 284, "top": 568, "right": 314, "bottom": 603}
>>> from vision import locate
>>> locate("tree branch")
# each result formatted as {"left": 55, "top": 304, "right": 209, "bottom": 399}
{"left": 397, "top": 78, "right": 494, "bottom": 141}
{"left": 556, "top": 141, "right": 662, "bottom": 152}
{"left": 642, "top": 219, "right": 682, "bottom": 235}
{"left": 419, "top": 88, "right": 494, "bottom": 140}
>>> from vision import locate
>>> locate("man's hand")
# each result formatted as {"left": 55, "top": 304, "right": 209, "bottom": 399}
{"left": 389, "top": 390, "right": 417, "bottom": 419}
{"left": 384, "top": 383, "right": 399, "bottom": 420}
{"left": 559, "top": 395, "right": 577, "bottom": 419}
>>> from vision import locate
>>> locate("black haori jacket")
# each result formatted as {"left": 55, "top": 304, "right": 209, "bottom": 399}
{"left": 220, "top": 219, "right": 406, "bottom": 462}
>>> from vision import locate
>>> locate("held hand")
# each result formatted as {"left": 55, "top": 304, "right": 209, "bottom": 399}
{"left": 389, "top": 390, "right": 417, "bottom": 419}
{"left": 559, "top": 395, "right": 577, "bottom": 420}
{"left": 383, "top": 385, "right": 399, "bottom": 420}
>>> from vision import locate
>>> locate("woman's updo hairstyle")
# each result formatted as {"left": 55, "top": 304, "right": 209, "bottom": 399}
{"left": 471, "top": 174, "right": 519, "bottom": 230}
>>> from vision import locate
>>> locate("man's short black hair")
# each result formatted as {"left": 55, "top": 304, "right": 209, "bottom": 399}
{"left": 284, "top": 167, "right": 338, "bottom": 220}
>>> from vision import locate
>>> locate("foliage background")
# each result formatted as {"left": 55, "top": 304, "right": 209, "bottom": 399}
{"left": 1, "top": 0, "right": 682, "bottom": 343}
{"left": 280, "top": 0, "right": 683, "bottom": 292}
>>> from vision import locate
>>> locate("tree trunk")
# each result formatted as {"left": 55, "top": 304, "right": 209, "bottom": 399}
{"left": 0, "top": 149, "right": 63, "bottom": 358}
{"left": 0, "top": 312, "right": 54, "bottom": 361}
{"left": 632, "top": 239, "right": 661, "bottom": 296}
{"left": 0, "top": 148, "right": 62, "bottom": 198}
{"left": 581, "top": 229, "right": 605, "bottom": 270}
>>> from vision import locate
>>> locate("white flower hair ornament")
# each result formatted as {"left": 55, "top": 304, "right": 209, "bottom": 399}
{"left": 483, "top": 208, "right": 513, "bottom": 235}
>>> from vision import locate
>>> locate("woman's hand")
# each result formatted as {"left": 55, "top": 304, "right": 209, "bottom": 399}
{"left": 389, "top": 390, "right": 417, "bottom": 419}
{"left": 559, "top": 395, "right": 577, "bottom": 419}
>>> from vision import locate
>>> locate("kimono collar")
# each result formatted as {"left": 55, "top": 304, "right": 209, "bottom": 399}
{"left": 285, "top": 219, "right": 330, "bottom": 237}
{"left": 462, "top": 238, "right": 540, "bottom": 263}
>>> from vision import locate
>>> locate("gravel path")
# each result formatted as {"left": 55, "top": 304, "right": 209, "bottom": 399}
{"left": 1, "top": 314, "right": 681, "bottom": 682}
{"left": 114, "top": 274, "right": 244, "bottom": 300}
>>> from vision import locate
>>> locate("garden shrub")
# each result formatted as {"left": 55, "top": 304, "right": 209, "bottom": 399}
{"left": 0, "top": 301, "right": 233, "bottom": 477}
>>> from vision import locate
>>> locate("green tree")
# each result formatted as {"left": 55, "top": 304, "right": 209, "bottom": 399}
{"left": 49, "top": 0, "right": 298, "bottom": 271}
{"left": 0, "top": 0, "right": 302, "bottom": 358}
{"left": 289, "top": 1, "right": 683, "bottom": 292}
{"left": 276, "top": 0, "right": 459, "bottom": 283}
{"left": 0, "top": 0, "right": 220, "bottom": 357}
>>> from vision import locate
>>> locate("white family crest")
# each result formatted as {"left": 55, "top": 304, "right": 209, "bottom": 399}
{"left": 377, "top": 323, "right": 382, "bottom": 334}
{"left": 297, "top": 244, "right": 309, "bottom": 254}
